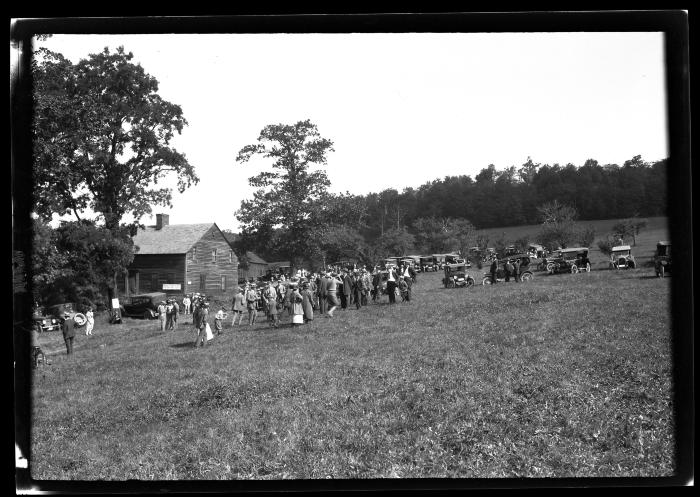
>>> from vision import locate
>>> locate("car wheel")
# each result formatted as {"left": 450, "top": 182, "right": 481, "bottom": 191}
{"left": 628, "top": 261, "right": 635, "bottom": 269}
{"left": 465, "top": 278, "right": 474, "bottom": 288}
{"left": 571, "top": 264, "right": 579, "bottom": 274}
{"left": 482, "top": 277, "right": 492, "bottom": 285}
{"left": 546, "top": 263, "right": 556, "bottom": 274}
{"left": 521, "top": 272, "right": 533, "bottom": 282}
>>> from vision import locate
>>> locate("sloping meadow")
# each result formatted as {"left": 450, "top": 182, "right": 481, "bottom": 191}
{"left": 30, "top": 269, "right": 674, "bottom": 479}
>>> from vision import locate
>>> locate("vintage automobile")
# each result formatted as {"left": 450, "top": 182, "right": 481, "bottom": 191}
{"left": 120, "top": 292, "right": 168, "bottom": 319}
{"left": 482, "top": 255, "right": 534, "bottom": 284}
{"left": 654, "top": 241, "right": 671, "bottom": 278}
{"left": 32, "top": 306, "right": 61, "bottom": 333}
{"left": 442, "top": 263, "right": 476, "bottom": 288}
{"left": 610, "top": 245, "right": 636, "bottom": 269}
{"left": 545, "top": 247, "right": 592, "bottom": 274}
{"left": 419, "top": 255, "right": 438, "bottom": 272}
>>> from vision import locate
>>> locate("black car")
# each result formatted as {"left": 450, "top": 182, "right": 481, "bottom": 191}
{"left": 121, "top": 292, "right": 168, "bottom": 319}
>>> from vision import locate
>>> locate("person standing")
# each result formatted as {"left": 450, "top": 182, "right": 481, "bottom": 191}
{"left": 232, "top": 287, "right": 246, "bottom": 326}
{"left": 85, "top": 307, "right": 94, "bottom": 336}
{"left": 165, "top": 299, "right": 175, "bottom": 330}
{"left": 326, "top": 272, "right": 340, "bottom": 317}
{"left": 182, "top": 295, "right": 191, "bottom": 316}
{"left": 387, "top": 266, "right": 398, "bottom": 304}
{"left": 172, "top": 299, "right": 180, "bottom": 330}
{"left": 265, "top": 281, "right": 280, "bottom": 328}
{"left": 318, "top": 272, "right": 328, "bottom": 314}
{"left": 246, "top": 284, "right": 258, "bottom": 325}
{"left": 61, "top": 312, "right": 76, "bottom": 355}
{"left": 194, "top": 302, "right": 209, "bottom": 348}
{"left": 301, "top": 281, "right": 314, "bottom": 324}
{"left": 291, "top": 285, "right": 304, "bottom": 327}
{"left": 214, "top": 307, "right": 227, "bottom": 336}
{"left": 352, "top": 270, "right": 363, "bottom": 309}
{"left": 514, "top": 258, "right": 521, "bottom": 283}
{"left": 157, "top": 300, "right": 167, "bottom": 331}
{"left": 402, "top": 264, "right": 413, "bottom": 302}
{"left": 505, "top": 259, "right": 514, "bottom": 283}
{"left": 372, "top": 269, "right": 381, "bottom": 302}
{"left": 490, "top": 257, "right": 498, "bottom": 284}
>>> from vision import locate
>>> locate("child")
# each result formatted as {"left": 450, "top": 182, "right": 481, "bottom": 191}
{"left": 85, "top": 307, "right": 94, "bottom": 336}
{"left": 398, "top": 278, "right": 409, "bottom": 302}
{"left": 214, "top": 307, "right": 227, "bottom": 336}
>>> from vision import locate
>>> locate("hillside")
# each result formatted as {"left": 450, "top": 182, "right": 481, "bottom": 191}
{"left": 474, "top": 216, "right": 669, "bottom": 268}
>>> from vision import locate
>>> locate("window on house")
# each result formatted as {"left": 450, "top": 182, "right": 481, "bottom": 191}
{"left": 192, "top": 247, "right": 197, "bottom": 261}
{"left": 229, "top": 250, "right": 233, "bottom": 263}
{"left": 200, "top": 274, "right": 206, "bottom": 291}
{"left": 221, "top": 275, "right": 226, "bottom": 292}
{"left": 212, "top": 249, "right": 217, "bottom": 263}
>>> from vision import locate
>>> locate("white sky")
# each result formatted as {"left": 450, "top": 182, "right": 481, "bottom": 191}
{"left": 35, "top": 32, "right": 668, "bottom": 232}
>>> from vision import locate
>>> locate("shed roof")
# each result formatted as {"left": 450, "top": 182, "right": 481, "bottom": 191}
{"left": 245, "top": 251, "right": 267, "bottom": 265}
{"left": 132, "top": 223, "right": 217, "bottom": 254}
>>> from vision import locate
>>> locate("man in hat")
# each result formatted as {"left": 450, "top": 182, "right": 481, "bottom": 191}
{"left": 182, "top": 294, "right": 191, "bottom": 316}
{"left": 194, "top": 301, "right": 209, "bottom": 348}
{"left": 246, "top": 284, "right": 258, "bottom": 325}
{"left": 61, "top": 311, "right": 76, "bottom": 355}
{"left": 232, "top": 286, "right": 246, "bottom": 326}
{"left": 317, "top": 271, "right": 328, "bottom": 315}
{"left": 326, "top": 272, "right": 341, "bottom": 317}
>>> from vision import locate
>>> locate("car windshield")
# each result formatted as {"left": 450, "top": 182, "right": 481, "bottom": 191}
{"left": 131, "top": 297, "right": 151, "bottom": 305}
{"left": 657, "top": 246, "right": 670, "bottom": 257}
{"left": 613, "top": 250, "right": 631, "bottom": 256}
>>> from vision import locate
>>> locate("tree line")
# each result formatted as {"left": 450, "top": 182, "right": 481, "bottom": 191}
{"left": 28, "top": 44, "right": 666, "bottom": 310}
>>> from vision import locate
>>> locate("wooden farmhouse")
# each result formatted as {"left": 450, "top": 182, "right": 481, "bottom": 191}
{"left": 120, "top": 214, "right": 239, "bottom": 298}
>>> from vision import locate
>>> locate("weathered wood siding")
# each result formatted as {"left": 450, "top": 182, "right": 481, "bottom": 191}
{"left": 238, "top": 262, "right": 268, "bottom": 281}
{"left": 127, "top": 254, "right": 187, "bottom": 296}
{"left": 185, "top": 225, "right": 239, "bottom": 296}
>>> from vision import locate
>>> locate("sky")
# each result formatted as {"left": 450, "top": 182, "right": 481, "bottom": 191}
{"left": 33, "top": 32, "right": 668, "bottom": 232}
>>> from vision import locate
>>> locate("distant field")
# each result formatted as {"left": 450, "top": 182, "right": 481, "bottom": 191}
{"left": 475, "top": 216, "right": 669, "bottom": 268}
{"left": 30, "top": 262, "right": 674, "bottom": 480}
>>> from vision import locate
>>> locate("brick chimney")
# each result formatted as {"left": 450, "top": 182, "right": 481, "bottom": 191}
{"left": 156, "top": 213, "right": 169, "bottom": 230}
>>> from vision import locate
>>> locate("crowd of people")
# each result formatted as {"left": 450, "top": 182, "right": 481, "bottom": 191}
{"left": 173, "top": 262, "right": 418, "bottom": 347}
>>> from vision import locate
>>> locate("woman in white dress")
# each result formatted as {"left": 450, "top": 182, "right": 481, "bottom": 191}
{"left": 85, "top": 308, "right": 94, "bottom": 336}
{"left": 291, "top": 285, "right": 304, "bottom": 326}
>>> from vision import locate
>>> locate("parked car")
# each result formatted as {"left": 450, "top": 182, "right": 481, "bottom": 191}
{"left": 610, "top": 245, "right": 636, "bottom": 269}
{"left": 32, "top": 307, "right": 61, "bottom": 333}
{"left": 482, "top": 255, "right": 534, "bottom": 284}
{"left": 545, "top": 248, "right": 592, "bottom": 274}
{"left": 121, "top": 292, "right": 168, "bottom": 319}
{"left": 654, "top": 241, "right": 671, "bottom": 278}
{"left": 442, "top": 263, "right": 476, "bottom": 288}
{"left": 419, "top": 255, "right": 438, "bottom": 272}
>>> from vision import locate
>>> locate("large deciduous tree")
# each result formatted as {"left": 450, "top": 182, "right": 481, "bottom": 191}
{"left": 235, "top": 120, "right": 334, "bottom": 267}
{"left": 32, "top": 46, "right": 198, "bottom": 230}
{"left": 536, "top": 200, "right": 579, "bottom": 250}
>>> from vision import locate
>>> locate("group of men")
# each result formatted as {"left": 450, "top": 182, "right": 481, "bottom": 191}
{"left": 489, "top": 256, "right": 524, "bottom": 283}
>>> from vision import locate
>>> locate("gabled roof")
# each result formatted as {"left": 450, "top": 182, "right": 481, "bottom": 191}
{"left": 132, "top": 223, "right": 216, "bottom": 254}
{"left": 245, "top": 251, "right": 267, "bottom": 265}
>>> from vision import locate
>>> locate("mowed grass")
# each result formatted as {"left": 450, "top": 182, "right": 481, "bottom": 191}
{"left": 30, "top": 266, "right": 674, "bottom": 480}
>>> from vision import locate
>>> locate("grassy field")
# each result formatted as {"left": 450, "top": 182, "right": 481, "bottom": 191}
{"left": 30, "top": 261, "right": 675, "bottom": 480}
{"left": 475, "top": 216, "right": 669, "bottom": 269}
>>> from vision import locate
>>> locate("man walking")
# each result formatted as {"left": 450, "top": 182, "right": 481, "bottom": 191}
{"left": 61, "top": 312, "right": 76, "bottom": 355}
{"left": 194, "top": 302, "right": 209, "bottom": 348}
{"left": 387, "top": 266, "right": 398, "bottom": 304}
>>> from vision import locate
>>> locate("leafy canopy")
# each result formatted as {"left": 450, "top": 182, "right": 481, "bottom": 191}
{"left": 235, "top": 119, "right": 334, "bottom": 262}
{"left": 32, "top": 46, "right": 198, "bottom": 229}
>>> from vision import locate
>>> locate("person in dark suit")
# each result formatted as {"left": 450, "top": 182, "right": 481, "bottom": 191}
{"left": 317, "top": 272, "right": 328, "bottom": 314}
{"left": 341, "top": 270, "right": 352, "bottom": 309}
{"left": 61, "top": 312, "right": 76, "bottom": 355}
{"left": 386, "top": 267, "right": 399, "bottom": 304}
{"left": 490, "top": 257, "right": 499, "bottom": 284}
